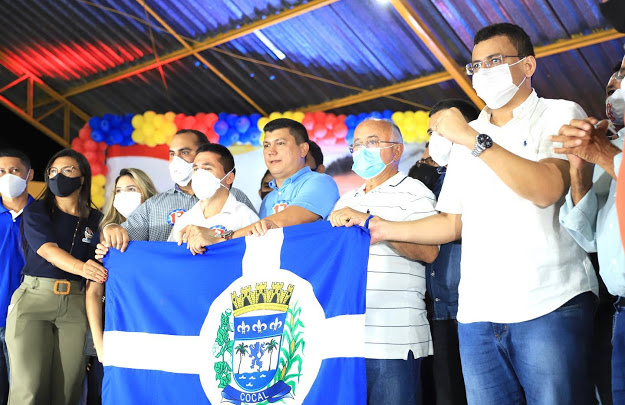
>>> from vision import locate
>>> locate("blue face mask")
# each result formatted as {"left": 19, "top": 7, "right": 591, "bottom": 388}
{"left": 352, "top": 147, "right": 393, "bottom": 180}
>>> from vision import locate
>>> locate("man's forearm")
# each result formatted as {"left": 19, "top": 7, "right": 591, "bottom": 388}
{"left": 372, "top": 213, "right": 461, "bottom": 246}
{"left": 388, "top": 241, "right": 439, "bottom": 263}
{"left": 570, "top": 166, "right": 594, "bottom": 206}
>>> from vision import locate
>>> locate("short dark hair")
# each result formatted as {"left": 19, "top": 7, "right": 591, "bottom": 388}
{"left": 474, "top": 23, "right": 535, "bottom": 57}
{"left": 196, "top": 143, "right": 235, "bottom": 175}
{"left": 263, "top": 118, "right": 309, "bottom": 145}
{"left": 260, "top": 169, "right": 272, "bottom": 188}
{"left": 175, "top": 129, "right": 209, "bottom": 146}
{"left": 614, "top": 62, "right": 622, "bottom": 73}
{"left": 307, "top": 140, "right": 324, "bottom": 167}
{"left": 0, "top": 148, "right": 31, "bottom": 170}
{"left": 430, "top": 99, "right": 481, "bottom": 122}
{"left": 325, "top": 155, "right": 354, "bottom": 177}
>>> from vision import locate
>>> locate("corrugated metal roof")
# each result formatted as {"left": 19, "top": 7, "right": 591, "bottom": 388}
{"left": 0, "top": 0, "right": 622, "bottom": 140}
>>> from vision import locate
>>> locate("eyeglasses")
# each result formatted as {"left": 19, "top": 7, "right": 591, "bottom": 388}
{"left": 47, "top": 165, "right": 77, "bottom": 178}
{"left": 465, "top": 54, "right": 522, "bottom": 76}
{"left": 349, "top": 140, "right": 401, "bottom": 154}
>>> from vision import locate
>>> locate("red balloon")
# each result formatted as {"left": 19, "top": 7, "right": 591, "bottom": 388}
{"left": 302, "top": 115, "right": 315, "bottom": 131}
{"left": 83, "top": 139, "right": 97, "bottom": 152}
{"left": 204, "top": 113, "right": 219, "bottom": 127}
{"left": 196, "top": 112, "right": 206, "bottom": 122}
{"left": 83, "top": 151, "right": 97, "bottom": 163}
{"left": 325, "top": 113, "right": 337, "bottom": 129}
{"left": 313, "top": 123, "right": 327, "bottom": 139}
{"left": 79, "top": 126, "right": 92, "bottom": 140}
{"left": 174, "top": 113, "right": 185, "bottom": 128}
{"left": 71, "top": 137, "right": 83, "bottom": 150}
{"left": 206, "top": 129, "right": 219, "bottom": 143}
{"left": 182, "top": 116, "right": 196, "bottom": 129}
{"left": 195, "top": 123, "right": 209, "bottom": 135}
{"left": 333, "top": 122, "right": 348, "bottom": 138}
{"left": 313, "top": 111, "right": 326, "bottom": 122}
{"left": 97, "top": 142, "right": 108, "bottom": 152}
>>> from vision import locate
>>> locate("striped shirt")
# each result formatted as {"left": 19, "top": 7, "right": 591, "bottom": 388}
{"left": 122, "top": 186, "right": 255, "bottom": 242}
{"left": 333, "top": 172, "right": 437, "bottom": 360}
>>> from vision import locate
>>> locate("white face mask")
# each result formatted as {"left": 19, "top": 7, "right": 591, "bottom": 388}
{"left": 113, "top": 191, "right": 142, "bottom": 219}
{"left": 606, "top": 88, "right": 625, "bottom": 126}
{"left": 472, "top": 58, "right": 526, "bottom": 109}
{"left": 0, "top": 173, "right": 28, "bottom": 199}
{"left": 191, "top": 168, "right": 232, "bottom": 200}
{"left": 428, "top": 131, "right": 453, "bottom": 166}
{"left": 169, "top": 156, "right": 194, "bottom": 187}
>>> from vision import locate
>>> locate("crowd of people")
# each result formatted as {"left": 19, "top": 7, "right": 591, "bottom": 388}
{"left": 0, "top": 20, "right": 624, "bottom": 405}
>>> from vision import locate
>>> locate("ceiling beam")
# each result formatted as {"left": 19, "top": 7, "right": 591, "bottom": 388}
{"left": 136, "top": 0, "right": 267, "bottom": 115}
{"left": 390, "top": 0, "right": 485, "bottom": 109}
{"left": 302, "top": 28, "right": 624, "bottom": 112}
{"left": 60, "top": 0, "right": 338, "bottom": 99}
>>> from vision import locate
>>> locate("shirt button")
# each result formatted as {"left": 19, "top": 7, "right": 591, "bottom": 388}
{"left": 430, "top": 272, "right": 435, "bottom": 277}
{"left": 435, "top": 298, "right": 440, "bottom": 302}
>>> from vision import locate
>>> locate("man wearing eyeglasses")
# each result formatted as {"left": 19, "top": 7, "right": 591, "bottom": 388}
{"left": 557, "top": 55, "right": 625, "bottom": 403}
{"left": 346, "top": 23, "right": 598, "bottom": 404}
{"left": 330, "top": 118, "right": 439, "bottom": 405}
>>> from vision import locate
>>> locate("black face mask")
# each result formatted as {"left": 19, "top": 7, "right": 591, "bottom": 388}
{"left": 49, "top": 174, "right": 82, "bottom": 197}
{"left": 411, "top": 163, "right": 440, "bottom": 192}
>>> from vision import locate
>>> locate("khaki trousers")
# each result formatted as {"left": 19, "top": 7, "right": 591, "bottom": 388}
{"left": 6, "top": 276, "right": 87, "bottom": 405}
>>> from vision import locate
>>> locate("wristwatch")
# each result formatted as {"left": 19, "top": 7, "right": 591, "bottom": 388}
{"left": 221, "top": 230, "right": 234, "bottom": 241}
{"left": 471, "top": 134, "right": 493, "bottom": 157}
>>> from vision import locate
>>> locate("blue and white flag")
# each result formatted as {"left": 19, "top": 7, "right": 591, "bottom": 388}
{"left": 102, "top": 221, "right": 370, "bottom": 405}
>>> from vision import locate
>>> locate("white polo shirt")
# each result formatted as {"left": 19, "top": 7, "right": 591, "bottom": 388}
{"left": 334, "top": 172, "right": 437, "bottom": 360}
{"left": 437, "top": 90, "right": 598, "bottom": 324}
{"left": 168, "top": 193, "right": 259, "bottom": 242}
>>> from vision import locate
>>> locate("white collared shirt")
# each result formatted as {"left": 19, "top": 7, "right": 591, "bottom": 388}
{"left": 168, "top": 193, "right": 259, "bottom": 242}
{"left": 334, "top": 172, "right": 437, "bottom": 360}
{"left": 437, "top": 90, "right": 598, "bottom": 324}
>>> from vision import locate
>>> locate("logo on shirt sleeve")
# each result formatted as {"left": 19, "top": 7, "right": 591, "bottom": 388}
{"left": 272, "top": 200, "right": 290, "bottom": 214}
{"left": 210, "top": 225, "right": 227, "bottom": 236}
{"left": 167, "top": 209, "right": 186, "bottom": 226}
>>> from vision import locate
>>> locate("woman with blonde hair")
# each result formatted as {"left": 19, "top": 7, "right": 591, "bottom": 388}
{"left": 85, "top": 168, "right": 156, "bottom": 402}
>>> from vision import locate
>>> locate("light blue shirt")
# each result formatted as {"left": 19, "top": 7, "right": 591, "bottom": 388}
{"left": 560, "top": 134, "right": 624, "bottom": 297}
{"left": 259, "top": 166, "right": 339, "bottom": 220}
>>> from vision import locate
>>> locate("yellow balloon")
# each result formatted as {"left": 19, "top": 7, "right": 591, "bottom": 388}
{"left": 92, "top": 194, "right": 105, "bottom": 209}
{"left": 131, "top": 114, "right": 144, "bottom": 129}
{"left": 283, "top": 111, "right": 294, "bottom": 120}
{"left": 403, "top": 111, "right": 415, "bottom": 122}
{"left": 144, "top": 135, "right": 158, "bottom": 148}
{"left": 164, "top": 111, "right": 176, "bottom": 122}
{"left": 260, "top": 131, "right": 265, "bottom": 143}
{"left": 153, "top": 115, "right": 165, "bottom": 128}
{"left": 92, "top": 174, "right": 106, "bottom": 187}
{"left": 293, "top": 111, "right": 305, "bottom": 122}
{"left": 153, "top": 129, "right": 167, "bottom": 145}
{"left": 164, "top": 121, "right": 177, "bottom": 136}
{"left": 142, "top": 122, "right": 155, "bottom": 137}
{"left": 257, "top": 117, "right": 269, "bottom": 131}
{"left": 144, "top": 111, "right": 157, "bottom": 122}
{"left": 131, "top": 129, "right": 145, "bottom": 144}
{"left": 391, "top": 111, "right": 405, "bottom": 125}
{"left": 269, "top": 112, "right": 282, "bottom": 121}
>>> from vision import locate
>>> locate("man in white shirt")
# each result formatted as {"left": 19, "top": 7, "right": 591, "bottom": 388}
{"left": 169, "top": 143, "right": 258, "bottom": 243}
{"left": 350, "top": 23, "right": 598, "bottom": 404}
{"left": 330, "top": 118, "right": 438, "bottom": 405}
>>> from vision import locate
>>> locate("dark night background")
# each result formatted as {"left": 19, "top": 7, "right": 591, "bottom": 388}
{"left": 0, "top": 105, "right": 63, "bottom": 182}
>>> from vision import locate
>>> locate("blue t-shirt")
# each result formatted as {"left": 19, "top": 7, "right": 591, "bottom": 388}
{"left": 0, "top": 195, "right": 33, "bottom": 327}
{"left": 21, "top": 200, "right": 102, "bottom": 281}
{"left": 259, "top": 167, "right": 339, "bottom": 220}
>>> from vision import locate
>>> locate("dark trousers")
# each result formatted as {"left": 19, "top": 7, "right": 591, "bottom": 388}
{"left": 421, "top": 320, "right": 467, "bottom": 405}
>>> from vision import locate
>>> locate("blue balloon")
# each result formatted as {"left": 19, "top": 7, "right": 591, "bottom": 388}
{"left": 111, "top": 115, "right": 124, "bottom": 128}
{"left": 344, "top": 114, "right": 357, "bottom": 129}
{"left": 238, "top": 128, "right": 251, "bottom": 144}
{"left": 357, "top": 113, "right": 368, "bottom": 122}
{"left": 218, "top": 112, "right": 228, "bottom": 121}
{"left": 120, "top": 135, "right": 135, "bottom": 146}
{"left": 109, "top": 129, "right": 124, "bottom": 144}
{"left": 247, "top": 127, "right": 261, "bottom": 146}
{"left": 99, "top": 119, "right": 110, "bottom": 133}
{"left": 346, "top": 128, "right": 355, "bottom": 145}
{"left": 369, "top": 111, "right": 382, "bottom": 119}
{"left": 105, "top": 134, "right": 116, "bottom": 145}
{"left": 124, "top": 113, "right": 135, "bottom": 124}
{"left": 91, "top": 129, "right": 104, "bottom": 142}
{"left": 120, "top": 123, "right": 133, "bottom": 137}
{"left": 235, "top": 116, "right": 251, "bottom": 134}
{"left": 214, "top": 120, "right": 229, "bottom": 136}
{"left": 88, "top": 117, "right": 101, "bottom": 131}
{"left": 226, "top": 113, "right": 238, "bottom": 128}
{"left": 382, "top": 109, "right": 393, "bottom": 119}
{"left": 219, "top": 129, "right": 239, "bottom": 147}
{"left": 249, "top": 113, "right": 261, "bottom": 126}
{"left": 103, "top": 113, "right": 114, "bottom": 123}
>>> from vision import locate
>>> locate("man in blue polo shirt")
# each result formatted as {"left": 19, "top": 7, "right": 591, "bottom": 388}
{"left": 0, "top": 148, "right": 33, "bottom": 405}
{"left": 180, "top": 118, "right": 339, "bottom": 253}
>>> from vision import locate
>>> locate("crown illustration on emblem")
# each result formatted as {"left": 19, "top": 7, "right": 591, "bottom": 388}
{"left": 231, "top": 282, "right": 294, "bottom": 317}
